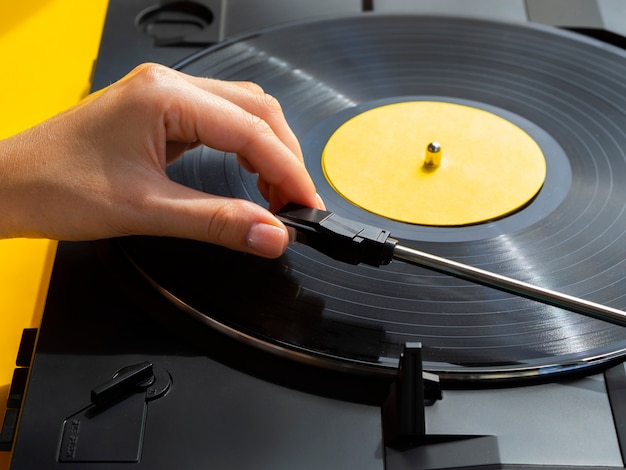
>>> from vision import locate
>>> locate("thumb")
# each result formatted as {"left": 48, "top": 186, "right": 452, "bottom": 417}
{"left": 135, "top": 179, "right": 290, "bottom": 258}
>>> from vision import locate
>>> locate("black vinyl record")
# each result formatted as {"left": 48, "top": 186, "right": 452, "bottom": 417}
{"left": 119, "top": 15, "right": 626, "bottom": 384}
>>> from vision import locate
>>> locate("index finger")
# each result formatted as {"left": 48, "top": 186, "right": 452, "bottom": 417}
{"left": 162, "top": 73, "right": 321, "bottom": 209}
{"left": 184, "top": 77, "right": 305, "bottom": 164}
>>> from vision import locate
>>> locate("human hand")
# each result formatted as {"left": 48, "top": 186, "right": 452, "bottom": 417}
{"left": 0, "top": 63, "right": 323, "bottom": 258}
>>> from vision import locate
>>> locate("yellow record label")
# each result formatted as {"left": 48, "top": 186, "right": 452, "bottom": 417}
{"left": 322, "top": 101, "right": 546, "bottom": 226}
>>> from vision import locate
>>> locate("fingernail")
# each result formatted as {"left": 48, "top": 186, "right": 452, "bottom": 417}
{"left": 316, "top": 193, "right": 326, "bottom": 210}
{"left": 247, "top": 222, "right": 288, "bottom": 258}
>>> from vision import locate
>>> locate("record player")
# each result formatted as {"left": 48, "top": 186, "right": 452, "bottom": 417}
{"left": 4, "top": 1, "right": 626, "bottom": 468}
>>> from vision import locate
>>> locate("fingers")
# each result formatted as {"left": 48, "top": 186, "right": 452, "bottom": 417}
{"left": 184, "top": 77, "right": 304, "bottom": 163}
{"left": 178, "top": 86, "right": 318, "bottom": 208}
{"left": 116, "top": 64, "right": 322, "bottom": 210}
{"left": 129, "top": 176, "right": 290, "bottom": 258}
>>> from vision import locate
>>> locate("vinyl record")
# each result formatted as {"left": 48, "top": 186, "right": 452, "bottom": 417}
{"left": 119, "top": 15, "right": 626, "bottom": 384}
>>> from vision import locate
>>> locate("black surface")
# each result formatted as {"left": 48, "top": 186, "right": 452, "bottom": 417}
{"left": 15, "top": 329, "right": 37, "bottom": 368}
{"left": 0, "top": 410, "right": 18, "bottom": 452}
{"left": 605, "top": 363, "right": 626, "bottom": 464}
{"left": 9, "top": 241, "right": 384, "bottom": 469}
{"left": 90, "top": 0, "right": 209, "bottom": 91}
{"left": 117, "top": 15, "right": 626, "bottom": 383}
{"left": 6, "top": 369, "right": 27, "bottom": 410}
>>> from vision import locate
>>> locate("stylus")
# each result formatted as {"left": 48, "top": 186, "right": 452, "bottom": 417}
{"left": 277, "top": 203, "right": 626, "bottom": 328}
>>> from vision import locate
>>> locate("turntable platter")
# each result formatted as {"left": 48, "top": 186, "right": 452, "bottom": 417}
{"left": 119, "top": 15, "right": 626, "bottom": 384}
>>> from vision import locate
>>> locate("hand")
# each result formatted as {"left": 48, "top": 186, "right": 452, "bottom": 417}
{"left": 0, "top": 63, "right": 323, "bottom": 258}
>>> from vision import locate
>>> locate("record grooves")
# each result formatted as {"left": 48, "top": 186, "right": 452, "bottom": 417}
{"left": 119, "top": 15, "right": 626, "bottom": 384}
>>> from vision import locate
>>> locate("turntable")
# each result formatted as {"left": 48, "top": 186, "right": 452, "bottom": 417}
{"left": 5, "top": 1, "right": 626, "bottom": 468}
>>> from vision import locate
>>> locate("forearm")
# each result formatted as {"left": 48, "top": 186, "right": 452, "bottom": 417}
{"left": 0, "top": 127, "right": 48, "bottom": 239}
{"left": 0, "top": 112, "right": 101, "bottom": 240}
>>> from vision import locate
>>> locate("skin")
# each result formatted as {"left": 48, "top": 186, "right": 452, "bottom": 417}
{"left": 0, "top": 63, "right": 324, "bottom": 258}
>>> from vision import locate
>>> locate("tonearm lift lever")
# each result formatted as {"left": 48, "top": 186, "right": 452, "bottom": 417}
{"left": 277, "top": 203, "right": 626, "bottom": 328}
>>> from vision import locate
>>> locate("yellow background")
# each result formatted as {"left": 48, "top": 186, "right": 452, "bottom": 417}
{"left": 0, "top": 1, "right": 108, "bottom": 467}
